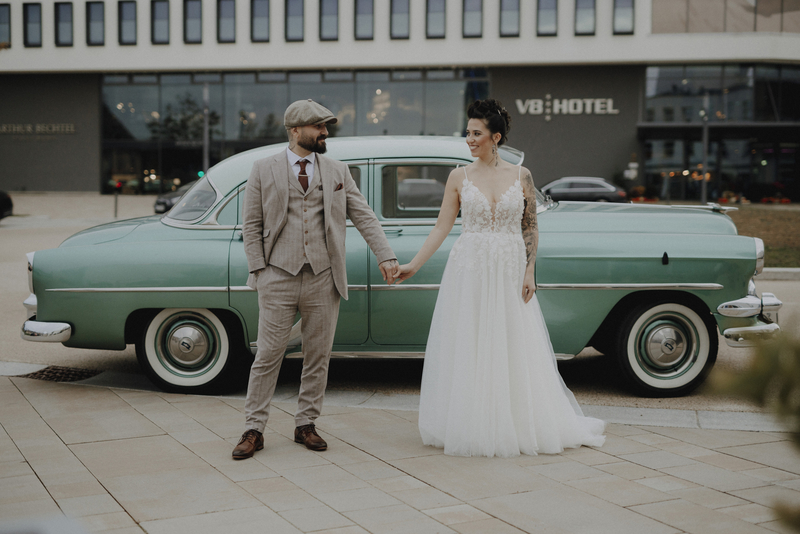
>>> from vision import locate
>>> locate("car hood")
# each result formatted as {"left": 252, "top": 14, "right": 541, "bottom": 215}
{"left": 59, "top": 216, "right": 161, "bottom": 247}
{"left": 541, "top": 202, "right": 739, "bottom": 235}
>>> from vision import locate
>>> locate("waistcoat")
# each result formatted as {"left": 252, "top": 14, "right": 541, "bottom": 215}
{"left": 268, "top": 160, "right": 331, "bottom": 275}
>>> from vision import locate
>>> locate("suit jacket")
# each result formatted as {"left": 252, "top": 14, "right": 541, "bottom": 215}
{"left": 242, "top": 149, "right": 395, "bottom": 300}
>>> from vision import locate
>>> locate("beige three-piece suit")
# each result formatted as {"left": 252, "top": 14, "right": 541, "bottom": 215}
{"left": 242, "top": 148, "right": 395, "bottom": 432}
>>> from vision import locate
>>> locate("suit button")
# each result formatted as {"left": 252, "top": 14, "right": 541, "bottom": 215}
{"left": 305, "top": 242, "right": 308, "bottom": 245}
{"left": 304, "top": 230, "right": 308, "bottom": 234}
{"left": 304, "top": 219, "right": 308, "bottom": 223}
{"left": 304, "top": 209, "right": 307, "bottom": 212}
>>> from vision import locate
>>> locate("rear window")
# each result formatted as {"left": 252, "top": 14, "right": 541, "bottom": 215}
{"left": 167, "top": 177, "right": 218, "bottom": 221}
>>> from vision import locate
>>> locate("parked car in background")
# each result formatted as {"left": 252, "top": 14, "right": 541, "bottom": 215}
{"left": 543, "top": 176, "right": 627, "bottom": 202}
{"left": 154, "top": 182, "right": 194, "bottom": 214}
{"left": 22, "top": 137, "right": 780, "bottom": 398}
{"left": 0, "top": 191, "right": 13, "bottom": 219}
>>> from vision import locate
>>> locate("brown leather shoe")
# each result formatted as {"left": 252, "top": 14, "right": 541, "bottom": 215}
{"left": 294, "top": 424, "right": 327, "bottom": 451}
{"left": 232, "top": 429, "right": 263, "bottom": 460}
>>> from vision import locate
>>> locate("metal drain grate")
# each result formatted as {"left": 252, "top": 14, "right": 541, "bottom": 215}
{"left": 20, "top": 365, "right": 101, "bottom": 382}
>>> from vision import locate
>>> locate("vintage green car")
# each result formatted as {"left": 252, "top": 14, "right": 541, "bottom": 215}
{"left": 22, "top": 137, "right": 782, "bottom": 397}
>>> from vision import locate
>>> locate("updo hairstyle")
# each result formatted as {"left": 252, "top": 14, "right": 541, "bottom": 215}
{"left": 467, "top": 99, "right": 512, "bottom": 146}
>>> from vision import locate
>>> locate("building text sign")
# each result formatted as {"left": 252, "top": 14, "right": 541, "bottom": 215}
{"left": 0, "top": 123, "right": 76, "bottom": 134}
{"left": 515, "top": 96, "right": 619, "bottom": 121}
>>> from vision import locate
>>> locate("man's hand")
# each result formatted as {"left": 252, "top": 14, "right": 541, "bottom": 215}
{"left": 379, "top": 259, "right": 400, "bottom": 285}
{"left": 394, "top": 264, "right": 417, "bottom": 284}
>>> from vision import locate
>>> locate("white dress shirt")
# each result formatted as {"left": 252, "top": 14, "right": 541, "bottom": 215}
{"left": 286, "top": 148, "right": 316, "bottom": 185}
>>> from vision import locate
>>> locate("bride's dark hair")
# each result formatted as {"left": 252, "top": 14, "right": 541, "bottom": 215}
{"left": 467, "top": 99, "right": 511, "bottom": 146}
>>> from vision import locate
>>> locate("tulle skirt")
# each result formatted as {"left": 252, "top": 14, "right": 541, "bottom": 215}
{"left": 418, "top": 231, "right": 606, "bottom": 458}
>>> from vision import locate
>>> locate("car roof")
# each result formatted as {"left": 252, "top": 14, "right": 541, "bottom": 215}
{"left": 553, "top": 176, "right": 609, "bottom": 183}
{"left": 206, "top": 136, "right": 523, "bottom": 194}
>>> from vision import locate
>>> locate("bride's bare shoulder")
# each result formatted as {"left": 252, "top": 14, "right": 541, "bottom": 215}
{"left": 518, "top": 166, "right": 536, "bottom": 191}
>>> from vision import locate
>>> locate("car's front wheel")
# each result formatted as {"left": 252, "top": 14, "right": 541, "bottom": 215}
{"left": 614, "top": 300, "right": 718, "bottom": 397}
{"left": 136, "top": 308, "right": 240, "bottom": 394}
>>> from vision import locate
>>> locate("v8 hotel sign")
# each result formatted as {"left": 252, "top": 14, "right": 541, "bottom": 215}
{"left": 515, "top": 95, "right": 619, "bottom": 122}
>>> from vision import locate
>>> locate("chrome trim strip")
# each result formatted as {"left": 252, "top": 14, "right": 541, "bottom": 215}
{"left": 717, "top": 295, "right": 763, "bottom": 318}
{"left": 23, "top": 294, "right": 37, "bottom": 320}
{"left": 537, "top": 283, "right": 724, "bottom": 290}
{"left": 754, "top": 238, "right": 765, "bottom": 275}
{"left": 349, "top": 285, "right": 368, "bottom": 291}
{"left": 161, "top": 220, "right": 238, "bottom": 231}
{"left": 233, "top": 285, "right": 368, "bottom": 293}
{"left": 722, "top": 323, "right": 781, "bottom": 348}
{"left": 47, "top": 287, "right": 228, "bottom": 293}
{"left": 375, "top": 220, "right": 462, "bottom": 227}
{"left": 287, "top": 351, "right": 426, "bottom": 359}
{"left": 371, "top": 284, "right": 440, "bottom": 291}
{"left": 231, "top": 286, "right": 255, "bottom": 292}
{"left": 21, "top": 320, "right": 72, "bottom": 343}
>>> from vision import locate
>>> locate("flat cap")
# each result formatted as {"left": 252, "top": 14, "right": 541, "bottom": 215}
{"left": 284, "top": 99, "right": 338, "bottom": 127}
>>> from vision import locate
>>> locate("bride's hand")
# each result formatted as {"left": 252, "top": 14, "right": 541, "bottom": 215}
{"left": 394, "top": 264, "right": 417, "bottom": 284}
{"left": 522, "top": 271, "right": 537, "bottom": 303}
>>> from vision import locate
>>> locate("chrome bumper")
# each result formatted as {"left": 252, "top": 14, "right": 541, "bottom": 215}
{"left": 21, "top": 319, "right": 72, "bottom": 343}
{"left": 717, "top": 292, "right": 782, "bottom": 323}
{"left": 722, "top": 322, "right": 781, "bottom": 348}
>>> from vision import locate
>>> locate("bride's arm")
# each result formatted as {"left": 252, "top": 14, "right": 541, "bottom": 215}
{"left": 395, "top": 169, "right": 462, "bottom": 283}
{"left": 521, "top": 167, "right": 539, "bottom": 302}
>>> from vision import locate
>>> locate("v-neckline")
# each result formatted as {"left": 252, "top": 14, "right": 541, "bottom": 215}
{"left": 463, "top": 176, "right": 519, "bottom": 221}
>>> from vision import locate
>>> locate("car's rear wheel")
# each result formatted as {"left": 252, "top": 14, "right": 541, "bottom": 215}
{"left": 613, "top": 300, "right": 717, "bottom": 397}
{"left": 136, "top": 308, "right": 239, "bottom": 394}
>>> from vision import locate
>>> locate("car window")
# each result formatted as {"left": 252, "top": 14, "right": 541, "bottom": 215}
{"left": 572, "top": 182, "right": 606, "bottom": 189}
{"left": 217, "top": 190, "right": 239, "bottom": 226}
{"left": 382, "top": 164, "right": 454, "bottom": 219}
{"left": 167, "top": 177, "right": 218, "bottom": 221}
{"left": 348, "top": 166, "right": 361, "bottom": 191}
{"left": 548, "top": 182, "right": 571, "bottom": 192}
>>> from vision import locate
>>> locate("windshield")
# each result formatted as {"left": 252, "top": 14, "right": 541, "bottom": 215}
{"left": 166, "top": 177, "right": 218, "bottom": 221}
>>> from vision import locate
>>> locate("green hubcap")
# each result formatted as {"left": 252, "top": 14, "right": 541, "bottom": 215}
{"left": 156, "top": 313, "right": 220, "bottom": 377}
{"left": 635, "top": 312, "right": 698, "bottom": 379}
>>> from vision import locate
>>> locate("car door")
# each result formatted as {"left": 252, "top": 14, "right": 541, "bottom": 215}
{"left": 228, "top": 163, "right": 370, "bottom": 351}
{"left": 368, "top": 160, "right": 465, "bottom": 346}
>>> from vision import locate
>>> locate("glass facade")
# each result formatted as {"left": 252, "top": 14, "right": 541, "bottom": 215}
{"left": 184, "top": 0, "right": 201, "bottom": 43}
{"left": 251, "top": 0, "right": 268, "bottom": 41}
{"left": 643, "top": 64, "right": 800, "bottom": 202}
{"left": 653, "top": 0, "right": 800, "bottom": 33}
{"left": 101, "top": 69, "right": 488, "bottom": 193}
{"left": 218, "top": 0, "right": 235, "bottom": 42}
{"left": 463, "top": 0, "right": 481, "bottom": 38}
{"left": 391, "top": 0, "right": 409, "bottom": 39}
{"left": 23, "top": 3, "right": 42, "bottom": 47}
{"left": 537, "top": 0, "right": 557, "bottom": 36}
{"left": 286, "top": 0, "right": 303, "bottom": 41}
{"left": 427, "top": 0, "right": 445, "bottom": 38}
{"left": 0, "top": 4, "right": 10, "bottom": 47}
{"left": 500, "top": 0, "right": 519, "bottom": 37}
{"left": 320, "top": 0, "right": 337, "bottom": 40}
{"left": 355, "top": 0, "right": 372, "bottom": 40}
{"left": 575, "top": 0, "right": 595, "bottom": 35}
{"left": 151, "top": 0, "right": 168, "bottom": 44}
{"left": 119, "top": 1, "right": 137, "bottom": 44}
{"left": 87, "top": 2, "right": 104, "bottom": 45}
{"left": 55, "top": 3, "right": 73, "bottom": 46}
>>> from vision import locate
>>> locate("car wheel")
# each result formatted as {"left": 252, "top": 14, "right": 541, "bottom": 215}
{"left": 613, "top": 300, "right": 717, "bottom": 397}
{"left": 136, "top": 308, "right": 238, "bottom": 393}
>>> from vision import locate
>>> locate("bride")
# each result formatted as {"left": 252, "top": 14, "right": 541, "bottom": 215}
{"left": 395, "top": 99, "right": 606, "bottom": 458}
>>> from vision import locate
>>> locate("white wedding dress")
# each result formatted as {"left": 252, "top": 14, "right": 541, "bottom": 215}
{"left": 418, "top": 168, "right": 606, "bottom": 458}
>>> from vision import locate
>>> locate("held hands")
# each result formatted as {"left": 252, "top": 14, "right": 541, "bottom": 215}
{"left": 522, "top": 270, "right": 537, "bottom": 303}
{"left": 394, "top": 263, "right": 418, "bottom": 284}
{"left": 379, "top": 259, "right": 400, "bottom": 285}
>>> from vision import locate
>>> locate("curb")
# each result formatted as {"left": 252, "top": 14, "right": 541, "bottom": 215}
{"left": 759, "top": 268, "right": 800, "bottom": 281}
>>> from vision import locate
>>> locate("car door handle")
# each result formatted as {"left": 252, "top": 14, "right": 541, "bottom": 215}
{"left": 384, "top": 229, "right": 403, "bottom": 236}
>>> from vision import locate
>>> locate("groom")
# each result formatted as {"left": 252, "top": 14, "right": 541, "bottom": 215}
{"left": 233, "top": 99, "right": 399, "bottom": 460}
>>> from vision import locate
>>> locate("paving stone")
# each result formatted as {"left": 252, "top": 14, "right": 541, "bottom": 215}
{"left": 280, "top": 505, "right": 355, "bottom": 532}
{"left": 661, "top": 463, "right": 769, "bottom": 492}
{"left": 636, "top": 475, "right": 699, "bottom": 492}
{"left": 423, "top": 504, "right": 491, "bottom": 525}
{"left": 565, "top": 474, "right": 676, "bottom": 507}
{"left": 718, "top": 503, "right": 777, "bottom": 524}
{"left": 618, "top": 450, "right": 698, "bottom": 470}
{"left": 316, "top": 487, "right": 403, "bottom": 512}
{"left": 731, "top": 485, "right": 800, "bottom": 508}
{"left": 720, "top": 442, "right": 800, "bottom": 476}
{"left": 527, "top": 460, "right": 606, "bottom": 482}
{"left": 140, "top": 506, "right": 301, "bottom": 534}
{"left": 594, "top": 461, "right": 663, "bottom": 480}
{"left": 630, "top": 498, "right": 772, "bottom": 534}
{"left": 668, "top": 487, "right": 749, "bottom": 509}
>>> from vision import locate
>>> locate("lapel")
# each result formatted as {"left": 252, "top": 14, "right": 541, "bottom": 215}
{"left": 270, "top": 151, "right": 290, "bottom": 217}
{"left": 317, "top": 155, "right": 334, "bottom": 234}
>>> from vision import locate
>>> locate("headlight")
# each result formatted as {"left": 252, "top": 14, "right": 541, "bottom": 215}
{"left": 754, "top": 238, "right": 764, "bottom": 275}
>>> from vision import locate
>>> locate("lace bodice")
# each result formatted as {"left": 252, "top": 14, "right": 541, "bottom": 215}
{"left": 459, "top": 168, "right": 524, "bottom": 234}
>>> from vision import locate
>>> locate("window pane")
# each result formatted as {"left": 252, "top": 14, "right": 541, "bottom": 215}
{"left": 391, "top": 0, "right": 409, "bottom": 38}
{"left": 500, "top": 0, "right": 519, "bottom": 36}
{"left": 289, "top": 77, "right": 354, "bottom": 136}
{"left": 355, "top": 0, "right": 372, "bottom": 39}
{"left": 286, "top": 0, "right": 303, "bottom": 40}
{"left": 185, "top": 0, "right": 202, "bottom": 42}
{"left": 0, "top": 5, "right": 10, "bottom": 46}
{"left": 88, "top": 3, "right": 105, "bottom": 45}
{"left": 427, "top": 0, "right": 445, "bottom": 37}
{"left": 613, "top": 0, "right": 633, "bottom": 34}
{"left": 651, "top": 0, "right": 687, "bottom": 33}
{"left": 575, "top": 0, "right": 595, "bottom": 34}
{"left": 224, "top": 75, "right": 288, "bottom": 141}
{"left": 25, "top": 4, "right": 42, "bottom": 46}
{"left": 218, "top": 0, "right": 235, "bottom": 41}
{"left": 320, "top": 0, "right": 337, "bottom": 39}
{"left": 120, "top": 1, "right": 137, "bottom": 44}
{"left": 152, "top": 1, "right": 168, "bottom": 43}
{"left": 251, "top": 0, "right": 268, "bottom": 41}
{"left": 537, "top": 0, "right": 557, "bottom": 35}
{"left": 382, "top": 165, "right": 454, "bottom": 218}
{"left": 56, "top": 3, "right": 73, "bottom": 46}
{"left": 463, "top": 0, "right": 481, "bottom": 37}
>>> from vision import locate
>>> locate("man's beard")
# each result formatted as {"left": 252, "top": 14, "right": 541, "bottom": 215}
{"left": 297, "top": 132, "right": 327, "bottom": 154}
